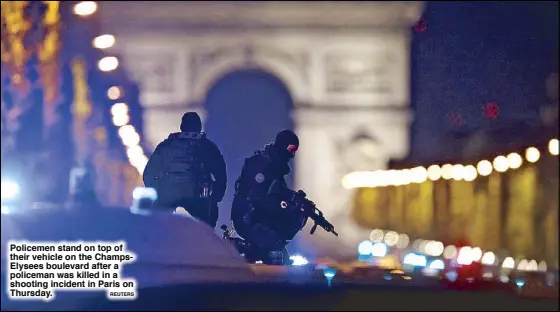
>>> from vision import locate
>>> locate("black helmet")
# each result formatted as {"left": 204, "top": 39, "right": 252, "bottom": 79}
{"left": 274, "top": 130, "right": 299, "bottom": 160}
{"left": 180, "top": 112, "right": 202, "bottom": 132}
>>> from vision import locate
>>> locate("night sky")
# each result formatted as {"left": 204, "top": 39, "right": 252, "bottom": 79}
{"left": 411, "top": 1, "right": 558, "bottom": 159}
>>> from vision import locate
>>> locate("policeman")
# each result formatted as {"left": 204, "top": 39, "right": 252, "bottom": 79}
{"left": 231, "top": 129, "right": 307, "bottom": 264}
{"left": 143, "top": 112, "right": 227, "bottom": 229}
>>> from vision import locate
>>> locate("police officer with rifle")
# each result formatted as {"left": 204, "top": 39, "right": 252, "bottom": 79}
{"left": 228, "top": 130, "right": 337, "bottom": 265}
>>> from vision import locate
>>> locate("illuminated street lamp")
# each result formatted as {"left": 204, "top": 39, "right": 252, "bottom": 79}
{"left": 74, "top": 1, "right": 98, "bottom": 16}
{"left": 93, "top": 34, "right": 115, "bottom": 50}
{"left": 98, "top": 56, "right": 119, "bottom": 72}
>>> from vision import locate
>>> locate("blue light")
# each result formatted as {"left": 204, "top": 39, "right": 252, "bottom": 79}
{"left": 384, "top": 275, "right": 392, "bottom": 281}
{"left": 1, "top": 205, "right": 12, "bottom": 214}
{"left": 132, "top": 187, "right": 158, "bottom": 201}
{"left": 516, "top": 279, "right": 525, "bottom": 288}
{"left": 429, "top": 259, "right": 445, "bottom": 270}
{"left": 403, "top": 253, "right": 427, "bottom": 267}
{"left": 445, "top": 271, "right": 458, "bottom": 282}
{"left": 290, "top": 255, "right": 309, "bottom": 266}
{"left": 358, "top": 241, "right": 374, "bottom": 256}
{"left": 1, "top": 180, "right": 20, "bottom": 203}
{"left": 323, "top": 268, "right": 337, "bottom": 279}
{"left": 371, "top": 242, "right": 388, "bottom": 257}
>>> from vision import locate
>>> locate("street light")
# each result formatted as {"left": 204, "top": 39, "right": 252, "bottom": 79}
{"left": 93, "top": 34, "right": 115, "bottom": 50}
{"left": 74, "top": 1, "right": 98, "bottom": 16}
{"left": 98, "top": 56, "right": 119, "bottom": 72}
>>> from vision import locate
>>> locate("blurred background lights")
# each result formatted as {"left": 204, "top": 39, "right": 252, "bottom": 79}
{"left": 549, "top": 138, "right": 559, "bottom": 155}
{"left": 118, "top": 125, "right": 136, "bottom": 139}
{"left": 445, "top": 271, "right": 458, "bottom": 282}
{"left": 424, "top": 241, "right": 444, "bottom": 257}
{"left": 525, "top": 147, "right": 540, "bottom": 163}
{"left": 395, "top": 234, "right": 410, "bottom": 249}
{"left": 107, "top": 86, "right": 122, "bottom": 100}
{"left": 440, "top": 164, "right": 454, "bottom": 180}
{"left": 527, "top": 260, "right": 538, "bottom": 271}
{"left": 462, "top": 165, "right": 478, "bottom": 181}
{"left": 470, "top": 247, "right": 482, "bottom": 262}
{"left": 518, "top": 259, "right": 529, "bottom": 271}
{"left": 112, "top": 114, "right": 130, "bottom": 127}
{"left": 481, "top": 252, "right": 496, "bottom": 265}
{"left": 121, "top": 131, "right": 140, "bottom": 147}
{"left": 93, "top": 34, "right": 116, "bottom": 50}
{"left": 410, "top": 166, "right": 428, "bottom": 183}
{"left": 403, "top": 253, "right": 427, "bottom": 267}
{"left": 371, "top": 242, "right": 388, "bottom": 257}
{"left": 119, "top": 126, "right": 140, "bottom": 147}
{"left": 476, "top": 160, "right": 493, "bottom": 176}
{"left": 492, "top": 155, "right": 509, "bottom": 172}
{"left": 1, "top": 180, "right": 20, "bottom": 202}
{"left": 383, "top": 231, "right": 399, "bottom": 247}
{"left": 369, "top": 229, "right": 384, "bottom": 243}
{"left": 456, "top": 246, "right": 473, "bottom": 265}
{"left": 98, "top": 56, "right": 119, "bottom": 72}
{"left": 411, "top": 239, "right": 423, "bottom": 251}
{"left": 502, "top": 257, "right": 515, "bottom": 269}
{"left": 443, "top": 245, "right": 457, "bottom": 259}
{"left": 451, "top": 164, "right": 464, "bottom": 181}
{"left": 341, "top": 137, "right": 554, "bottom": 189}
{"left": 358, "top": 240, "right": 374, "bottom": 256}
{"left": 289, "top": 255, "right": 309, "bottom": 266}
{"left": 506, "top": 152, "right": 523, "bottom": 169}
{"left": 132, "top": 187, "right": 157, "bottom": 201}
{"left": 427, "top": 165, "right": 442, "bottom": 181}
{"left": 111, "top": 102, "right": 128, "bottom": 116}
{"left": 538, "top": 261, "right": 547, "bottom": 272}
{"left": 73, "top": 1, "right": 97, "bottom": 16}
{"left": 429, "top": 259, "right": 445, "bottom": 270}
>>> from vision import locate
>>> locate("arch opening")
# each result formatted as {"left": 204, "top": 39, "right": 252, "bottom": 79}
{"left": 204, "top": 68, "right": 295, "bottom": 229}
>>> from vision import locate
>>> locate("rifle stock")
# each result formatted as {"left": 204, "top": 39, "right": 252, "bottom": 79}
{"left": 268, "top": 180, "right": 338, "bottom": 237}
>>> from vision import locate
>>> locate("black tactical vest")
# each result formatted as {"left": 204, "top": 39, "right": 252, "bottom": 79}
{"left": 157, "top": 132, "right": 207, "bottom": 204}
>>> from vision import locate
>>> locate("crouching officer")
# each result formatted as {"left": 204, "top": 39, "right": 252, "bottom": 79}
{"left": 143, "top": 112, "right": 227, "bottom": 229}
{"left": 230, "top": 130, "right": 307, "bottom": 265}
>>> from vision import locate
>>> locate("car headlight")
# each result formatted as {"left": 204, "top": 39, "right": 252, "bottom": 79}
{"left": 1, "top": 180, "right": 20, "bottom": 202}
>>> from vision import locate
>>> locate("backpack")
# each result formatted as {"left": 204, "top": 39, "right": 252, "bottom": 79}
{"left": 156, "top": 132, "right": 208, "bottom": 205}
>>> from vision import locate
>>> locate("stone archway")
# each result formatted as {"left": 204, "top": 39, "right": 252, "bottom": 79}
{"left": 203, "top": 68, "right": 294, "bottom": 229}
{"left": 99, "top": 1, "right": 424, "bottom": 258}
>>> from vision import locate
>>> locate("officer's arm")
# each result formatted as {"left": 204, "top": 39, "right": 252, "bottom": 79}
{"left": 205, "top": 140, "right": 227, "bottom": 202}
{"left": 142, "top": 141, "right": 166, "bottom": 188}
{"left": 243, "top": 161, "right": 281, "bottom": 209}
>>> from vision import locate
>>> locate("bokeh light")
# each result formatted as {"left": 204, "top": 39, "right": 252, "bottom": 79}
{"left": 476, "top": 160, "right": 493, "bottom": 176}
{"left": 74, "top": 1, "right": 97, "bottom": 16}
{"left": 506, "top": 152, "right": 522, "bottom": 169}
{"left": 525, "top": 147, "right": 540, "bottom": 163}
{"left": 93, "top": 34, "right": 116, "bottom": 49}
{"left": 98, "top": 56, "right": 119, "bottom": 72}
{"left": 492, "top": 156, "right": 509, "bottom": 172}
{"left": 549, "top": 139, "right": 559, "bottom": 155}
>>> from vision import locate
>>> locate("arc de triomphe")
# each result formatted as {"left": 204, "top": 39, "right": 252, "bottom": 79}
{"left": 99, "top": 1, "right": 424, "bottom": 258}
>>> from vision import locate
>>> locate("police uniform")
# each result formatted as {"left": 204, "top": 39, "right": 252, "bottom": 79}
{"left": 231, "top": 130, "right": 306, "bottom": 264}
{"left": 143, "top": 126, "right": 227, "bottom": 229}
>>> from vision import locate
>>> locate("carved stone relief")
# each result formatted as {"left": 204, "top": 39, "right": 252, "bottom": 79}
{"left": 335, "top": 130, "right": 385, "bottom": 173}
{"left": 189, "top": 43, "right": 310, "bottom": 104}
{"left": 324, "top": 51, "right": 395, "bottom": 95}
{"left": 124, "top": 51, "right": 178, "bottom": 94}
